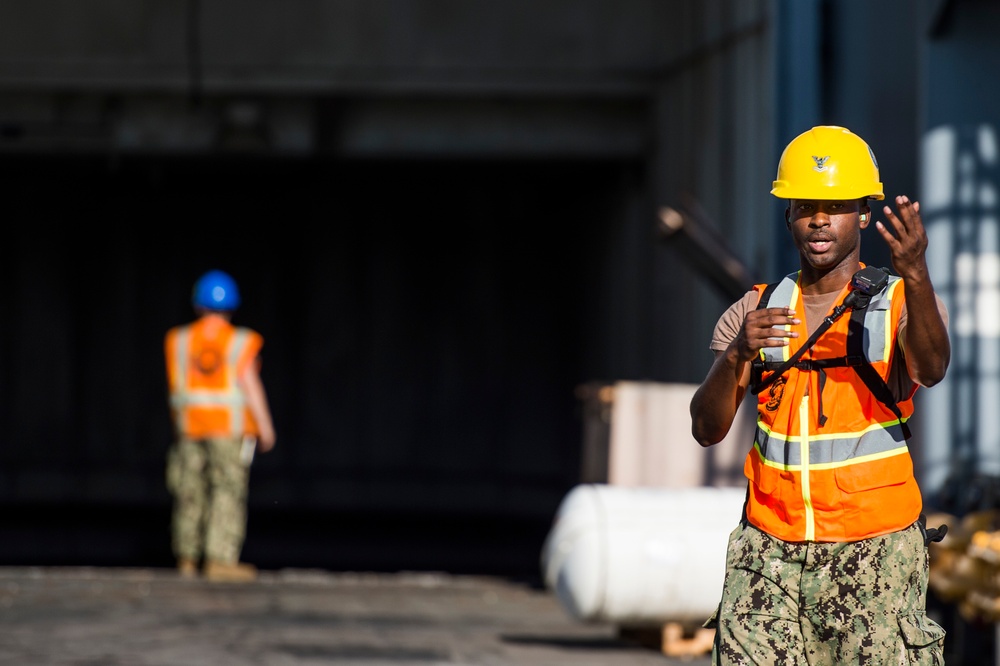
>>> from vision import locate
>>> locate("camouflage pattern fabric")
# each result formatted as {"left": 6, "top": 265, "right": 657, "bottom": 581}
{"left": 166, "top": 436, "right": 251, "bottom": 564}
{"left": 706, "top": 521, "right": 945, "bottom": 665}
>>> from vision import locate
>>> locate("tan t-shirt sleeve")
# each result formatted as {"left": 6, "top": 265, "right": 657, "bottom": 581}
{"left": 889, "top": 292, "right": 950, "bottom": 396}
{"left": 710, "top": 290, "right": 760, "bottom": 353}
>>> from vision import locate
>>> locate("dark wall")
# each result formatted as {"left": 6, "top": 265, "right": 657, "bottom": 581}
{"left": 0, "top": 0, "right": 767, "bottom": 578}
{"left": 0, "top": 152, "right": 644, "bottom": 576}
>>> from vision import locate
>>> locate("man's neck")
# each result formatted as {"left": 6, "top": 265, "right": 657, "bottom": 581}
{"left": 798, "top": 260, "right": 861, "bottom": 296}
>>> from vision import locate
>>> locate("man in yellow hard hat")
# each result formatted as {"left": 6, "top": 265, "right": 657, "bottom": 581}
{"left": 690, "top": 126, "right": 950, "bottom": 664}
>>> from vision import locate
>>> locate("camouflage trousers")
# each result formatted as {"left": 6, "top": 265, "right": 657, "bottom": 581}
{"left": 707, "top": 520, "right": 945, "bottom": 665}
{"left": 166, "top": 436, "right": 251, "bottom": 564}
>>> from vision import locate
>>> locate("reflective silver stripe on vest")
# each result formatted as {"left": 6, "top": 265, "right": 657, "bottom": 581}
{"left": 862, "top": 276, "right": 901, "bottom": 363}
{"left": 171, "top": 327, "right": 191, "bottom": 433}
{"left": 760, "top": 273, "right": 800, "bottom": 364}
{"left": 169, "top": 325, "right": 249, "bottom": 435}
{"left": 227, "top": 329, "right": 249, "bottom": 434}
{"left": 754, "top": 420, "right": 909, "bottom": 467}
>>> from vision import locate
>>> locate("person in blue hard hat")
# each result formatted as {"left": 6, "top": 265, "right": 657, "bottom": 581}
{"left": 164, "top": 269, "right": 276, "bottom": 582}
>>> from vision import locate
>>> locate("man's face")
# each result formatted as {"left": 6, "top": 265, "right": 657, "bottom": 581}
{"left": 786, "top": 198, "right": 869, "bottom": 271}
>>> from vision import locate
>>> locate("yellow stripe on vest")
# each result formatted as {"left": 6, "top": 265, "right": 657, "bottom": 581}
{"left": 800, "top": 395, "right": 814, "bottom": 541}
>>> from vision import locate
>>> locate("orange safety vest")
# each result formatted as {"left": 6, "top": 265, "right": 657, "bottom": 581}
{"left": 165, "top": 314, "right": 263, "bottom": 439}
{"left": 744, "top": 270, "right": 921, "bottom": 542}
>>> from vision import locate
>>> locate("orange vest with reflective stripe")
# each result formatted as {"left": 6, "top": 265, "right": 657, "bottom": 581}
{"left": 165, "top": 314, "right": 263, "bottom": 438}
{"left": 744, "top": 270, "right": 921, "bottom": 542}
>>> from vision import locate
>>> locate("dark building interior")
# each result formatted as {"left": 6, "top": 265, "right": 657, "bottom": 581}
{"left": 0, "top": 151, "right": 646, "bottom": 578}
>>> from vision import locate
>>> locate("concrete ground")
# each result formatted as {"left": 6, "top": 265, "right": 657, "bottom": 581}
{"left": 0, "top": 566, "right": 713, "bottom": 666}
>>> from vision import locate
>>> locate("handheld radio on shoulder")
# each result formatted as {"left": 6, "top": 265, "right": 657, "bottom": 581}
{"left": 843, "top": 265, "right": 890, "bottom": 309}
{"left": 851, "top": 265, "right": 890, "bottom": 294}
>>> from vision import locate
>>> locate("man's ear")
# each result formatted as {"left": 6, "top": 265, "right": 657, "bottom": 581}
{"left": 784, "top": 207, "right": 791, "bottom": 229}
{"left": 859, "top": 204, "right": 871, "bottom": 228}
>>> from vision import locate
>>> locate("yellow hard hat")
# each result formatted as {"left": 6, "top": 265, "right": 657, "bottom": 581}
{"left": 771, "top": 126, "right": 884, "bottom": 200}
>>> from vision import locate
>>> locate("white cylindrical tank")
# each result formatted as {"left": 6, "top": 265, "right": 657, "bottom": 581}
{"left": 540, "top": 483, "right": 747, "bottom": 625}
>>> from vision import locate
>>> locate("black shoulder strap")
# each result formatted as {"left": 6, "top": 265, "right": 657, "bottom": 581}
{"left": 756, "top": 281, "right": 780, "bottom": 310}
{"left": 847, "top": 306, "right": 912, "bottom": 440}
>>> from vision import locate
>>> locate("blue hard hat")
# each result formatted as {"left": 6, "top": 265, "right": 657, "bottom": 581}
{"left": 192, "top": 270, "right": 241, "bottom": 311}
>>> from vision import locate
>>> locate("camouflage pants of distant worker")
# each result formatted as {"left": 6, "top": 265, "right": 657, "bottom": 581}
{"left": 166, "top": 436, "right": 250, "bottom": 565}
{"left": 706, "top": 520, "right": 946, "bottom": 665}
